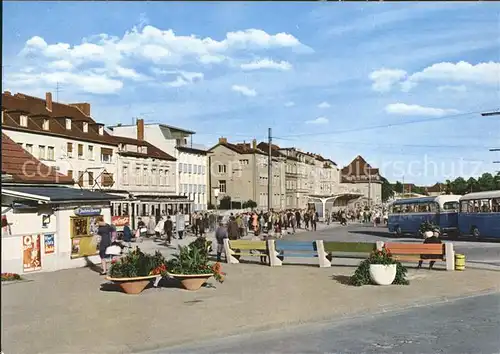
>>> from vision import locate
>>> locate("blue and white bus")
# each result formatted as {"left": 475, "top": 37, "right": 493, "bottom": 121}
{"left": 458, "top": 190, "right": 500, "bottom": 239}
{"left": 388, "top": 195, "right": 461, "bottom": 238}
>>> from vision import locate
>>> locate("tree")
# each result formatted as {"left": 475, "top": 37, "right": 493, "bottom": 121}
{"left": 381, "top": 177, "right": 394, "bottom": 202}
{"left": 477, "top": 172, "right": 495, "bottom": 191}
{"left": 466, "top": 177, "right": 479, "bottom": 193}
{"left": 242, "top": 199, "right": 257, "bottom": 209}
{"left": 450, "top": 177, "right": 468, "bottom": 195}
{"left": 394, "top": 181, "right": 403, "bottom": 193}
{"left": 219, "top": 196, "right": 231, "bottom": 210}
{"left": 495, "top": 172, "right": 500, "bottom": 190}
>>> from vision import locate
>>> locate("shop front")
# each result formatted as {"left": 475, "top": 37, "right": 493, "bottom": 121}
{"left": 1, "top": 186, "right": 124, "bottom": 274}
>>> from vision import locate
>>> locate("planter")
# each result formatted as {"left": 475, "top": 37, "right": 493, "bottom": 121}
{"left": 369, "top": 264, "right": 397, "bottom": 285}
{"left": 423, "top": 231, "right": 434, "bottom": 238}
{"left": 168, "top": 273, "right": 212, "bottom": 291}
{"left": 106, "top": 275, "right": 158, "bottom": 294}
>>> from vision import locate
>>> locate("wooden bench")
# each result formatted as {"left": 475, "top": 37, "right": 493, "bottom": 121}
{"left": 223, "top": 239, "right": 268, "bottom": 264}
{"left": 272, "top": 240, "right": 330, "bottom": 267}
{"left": 323, "top": 241, "right": 378, "bottom": 262}
{"left": 384, "top": 242, "right": 455, "bottom": 271}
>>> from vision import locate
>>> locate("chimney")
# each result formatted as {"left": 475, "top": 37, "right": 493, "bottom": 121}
{"left": 218, "top": 137, "right": 227, "bottom": 144}
{"left": 46, "top": 92, "right": 53, "bottom": 112}
{"left": 4, "top": 91, "right": 11, "bottom": 96}
{"left": 252, "top": 139, "right": 257, "bottom": 149}
{"left": 137, "top": 118, "right": 144, "bottom": 141}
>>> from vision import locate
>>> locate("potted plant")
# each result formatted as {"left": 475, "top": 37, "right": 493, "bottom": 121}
{"left": 167, "top": 245, "right": 225, "bottom": 291}
{"left": 419, "top": 221, "right": 438, "bottom": 238}
{"left": 107, "top": 248, "right": 167, "bottom": 294}
{"left": 1, "top": 273, "right": 23, "bottom": 282}
{"left": 350, "top": 248, "right": 409, "bottom": 286}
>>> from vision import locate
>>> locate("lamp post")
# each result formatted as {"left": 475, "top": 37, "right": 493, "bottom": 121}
{"left": 213, "top": 187, "right": 220, "bottom": 223}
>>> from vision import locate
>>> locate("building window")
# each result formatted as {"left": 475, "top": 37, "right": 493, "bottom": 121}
{"left": 20, "top": 115, "right": 28, "bottom": 127}
{"left": 218, "top": 164, "right": 227, "bottom": 174}
{"left": 78, "top": 144, "right": 84, "bottom": 159}
{"left": 136, "top": 167, "right": 141, "bottom": 185}
{"left": 151, "top": 168, "right": 157, "bottom": 185}
{"left": 240, "top": 159, "right": 249, "bottom": 165}
{"left": 67, "top": 170, "right": 73, "bottom": 180}
{"left": 83, "top": 122, "right": 88, "bottom": 133}
{"left": 87, "top": 145, "right": 94, "bottom": 160}
{"left": 202, "top": 166, "right": 205, "bottom": 175}
{"left": 47, "top": 146, "right": 55, "bottom": 160}
{"left": 88, "top": 172, "right": 94, "bottom": 186}
{"left": 65, "top": 118, "right": 71, "bottom": 130}
{"left": 38, "top": 145, "right": 46, "bottom": 160}
{"left": 66, "top": 142, "right": 73, "bottom": 158}
{"left": 98, "top": 126, "right": 104, "bottom": 135}
{"left": 25, "top": 144, "right": 33, "bottom": 154}
{"left": 188, "top": 164, "right": 192, "bottom": 174}
{"left": 42, "top": 119, "right": 50, "bottom": 131}
{"left": 143, "top": 168, "right": 148, "bottom": 185}
{"left": 123, "top": 166, "right": 129, "bottom": 185}
{"left": 159, "top": 169, "right": 164, "bottom": 185}
{"left": 164, "top": 170, "right": 169, "bottom": 185}
{"left": 100, "top": 148, "right": 112, "bottom": 163}
{"left": 218, "top": 180, "right": 227, "bottom": 193}
{"left": 17, "top": 142, "right": 23, "bottom": 147}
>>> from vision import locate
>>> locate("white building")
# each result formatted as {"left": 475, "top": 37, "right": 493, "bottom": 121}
{"left": 2, "top": 91, "right": 117, "bottom": 190}
{"left": 110, "top": 120, "right": 209, "bottom": 211}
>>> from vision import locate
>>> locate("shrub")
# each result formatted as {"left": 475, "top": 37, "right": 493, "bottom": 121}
{"left": 1, "top": 273, "right": 22, "bottom": 282}
{"left": 349, "top": 248, "right": 409, "bottom": 286}
{"left": 109, "top": 248, "right": 167, "bottom": 278}
{"left": 167, "top": 245, "right": 225, "bottom": 283}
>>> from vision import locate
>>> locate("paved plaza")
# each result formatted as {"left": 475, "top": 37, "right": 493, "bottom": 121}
{"left": 2, "top": 232, "right": 500, "bottom": 354}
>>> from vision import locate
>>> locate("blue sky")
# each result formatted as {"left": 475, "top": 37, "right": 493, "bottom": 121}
{"left": 3, "top": 2, "right": 500, "bottom": 185}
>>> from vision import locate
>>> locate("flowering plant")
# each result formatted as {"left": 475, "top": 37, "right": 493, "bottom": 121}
{"left": 109, "top": 248, "right": 167, "bottom": 278}
{"left": 1, "top": 273, "right": 22, "bottom": 281}
{"left": 349, "top": 247, "right": 409, "bottom": 286}
{"left": 167, "top": 245, "right": 225, "bottom": 283}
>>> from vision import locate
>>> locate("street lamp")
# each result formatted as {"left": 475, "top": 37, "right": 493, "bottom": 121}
{"left": 213, "top": 187, "right": 220, "bottom": 223}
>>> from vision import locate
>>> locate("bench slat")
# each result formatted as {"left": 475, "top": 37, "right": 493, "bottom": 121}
{"left": 229, "top": 240, "right": 267, "bottom": 250}
{"left": 275, "top": 241, "right": 316, "bottom": 252}
{"left": 324, "top": 242, "right": 376, "bottom": 253}
{"left": 385, "top": 243, "right": 443, "bottom": 255}
{"left": 233, "top": 252, "right": 268, "bottom": 257}
{"left": 280, "top": 253, "right": 318, "bottom": 258}
{"left": 394, "top": 256, "right": 444, "bottom": 262}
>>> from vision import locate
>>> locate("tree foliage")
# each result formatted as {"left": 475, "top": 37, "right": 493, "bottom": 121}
{"left": 219, "top": 195, "right": 232, "bottom": 210}
{"left": 381, "top": 177, "right": 395, "bottom": 202}
{"left": 242, "top": 199, "right": 257, "bottom": 209}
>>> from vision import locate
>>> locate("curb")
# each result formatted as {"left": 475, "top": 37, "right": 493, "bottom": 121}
{"left": 134, "top": 288, "right": 500, "bottom": 353}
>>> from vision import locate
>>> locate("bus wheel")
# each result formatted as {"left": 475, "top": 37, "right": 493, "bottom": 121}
{"left": 471, "top": 227, "right": 480, "bottom": 240}
{"left": 395, "top": 226, "right": 402, "bottom": 237}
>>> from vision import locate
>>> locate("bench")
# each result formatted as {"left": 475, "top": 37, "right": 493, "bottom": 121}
{"left": 323, "top": 241, "right": 378, "bottom": 262}
{"left": 384, "top": 242, "right": 455, "bottom": 271}
{"left": 223, "top": 239, "right": 268, "bottom": 264}
{"left": 272, "top": 240, "right": 330, "bottom": 267}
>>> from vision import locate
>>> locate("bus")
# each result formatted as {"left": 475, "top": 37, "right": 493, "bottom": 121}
{"left": 388, "top": 195, "right": 461, "bottom": 238}
{"left": 458, "top": 190, "right": 500, "bottom": 239}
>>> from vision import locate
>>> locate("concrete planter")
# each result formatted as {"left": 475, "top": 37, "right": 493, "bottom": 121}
{"left": 369, "top": 264, "right": 397, "bottom": 285}
{"left": 168, "top": 273, "right": 212, "bottom": 291}
{"left": 106, "top": 275, "right": 157, "bottom": 294}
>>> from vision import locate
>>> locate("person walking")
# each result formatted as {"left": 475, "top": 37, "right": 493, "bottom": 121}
{"left": 227, "top": 216, "right": 239, "bottom": 240}
{"left": 122, "top": 221, "right": 133, "bottom": 248}
{"left": 176, "top": 211, "right": 185, "bottom": 240}
{"left": 97, "top": 217, "right": 113, "bottom": 275}
{"left": 215, "top": 222, "right": 228, "bottom": 262}
{"left": 311, "top": 211, "right": 317, "bottom": 231}
{"left": 163, "top": 215, "right": 173, "bottom": 245}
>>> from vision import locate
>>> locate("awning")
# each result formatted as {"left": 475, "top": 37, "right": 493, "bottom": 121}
{"left": 2, "top": 186, "right": 125, "bottom": 204}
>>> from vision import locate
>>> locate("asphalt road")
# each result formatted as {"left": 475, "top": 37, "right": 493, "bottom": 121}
{"left": 289, "top": 224, "right": 500, "bottom": 269}
{"left": 152, "top": 292, "right": 500, "bottom": 354}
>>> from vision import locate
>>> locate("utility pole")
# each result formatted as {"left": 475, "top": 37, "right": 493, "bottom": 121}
{"left": 268, "top": 128, "right": 273, "bottom": 211}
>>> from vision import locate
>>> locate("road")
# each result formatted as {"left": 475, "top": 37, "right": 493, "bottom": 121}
{"left": 150, "top": 292, "right": 500, "bottom": 354}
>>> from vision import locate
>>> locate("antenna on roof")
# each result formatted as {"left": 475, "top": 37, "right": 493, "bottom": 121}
{"left": 55, "top": 82, "right": 64, "bottom": 102}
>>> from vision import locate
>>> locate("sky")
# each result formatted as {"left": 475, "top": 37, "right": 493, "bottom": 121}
{"left": 3, "top": 1, "right": 500, "bottom": 185}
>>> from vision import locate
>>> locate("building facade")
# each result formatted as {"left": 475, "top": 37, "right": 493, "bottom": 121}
{"left": 340, "top": 155, "right": 383, "bottom": 206}
{"left": 110, "top": 121, "right": 209, "bottom": 211}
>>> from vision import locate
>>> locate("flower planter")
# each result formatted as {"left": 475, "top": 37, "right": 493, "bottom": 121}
{"left": 369, "top": 264, "right": 397, "bottom": 285}
{"left": 423, "top": 231, "right": 434, "bottom": 238}
{"left": 168, "top": 273, "right": 212, "bottom": 291}
{"left": 106, "top": 275, "right": 158, "bottom": 294}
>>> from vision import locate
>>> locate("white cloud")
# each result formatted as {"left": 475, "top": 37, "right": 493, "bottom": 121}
{"left": 372, "top": 61, "right": 500, "bottom": 92}
{"left": 369, "top": 68, "right": 407, "bottom": 92}
{"left": 284, "top": 101, "right": 295, "bottom": 107}
{"left": 47, "top": 60, "right": 73, "bottom": 70}
{"left": 437, "top": 85, "right": 467, "bottom": 93}
{"left": 231, "top": 85, "right": 257, "bottom": 97}
{"left": 385, "top": 103, "right": 460, "bottom": 117}
{"left": 154, "top": 70, "right": 204, "bottom": 87}
{"left": 317, "top": 101, "right": 330, "bottom": 108}
{"left": 306, "top": 116, "right": 329, "bottom": 124}
{"left": 241, "top": 58, "right": 292, "bottom": 71}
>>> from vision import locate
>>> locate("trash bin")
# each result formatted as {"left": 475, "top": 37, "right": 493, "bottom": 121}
{"left": 455, "top": 253, "right": 465, "bottom": 271}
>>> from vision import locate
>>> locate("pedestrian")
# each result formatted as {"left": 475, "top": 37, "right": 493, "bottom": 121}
{"left": 122, "top": 221, "right": 133, "bottom": 248}
{"left": 311, "top": 211, "right": 317, "bottom": 231}
{"left": 215, "top": 222, "right": 228, "bottom": 262}
{"left": 227, "top": 216, "right": 239, "bottom": 240}
{"left": 163, "top": 215, "right": 173, "bottom": 245}
{"left": 97, "top": 217, "right": 113, "bottom": 275}
{"left": 418, "top": 227, "right": 442, "bottom": 270}
{"left": 176, "top": 211, "right": 185, "bottom": 240}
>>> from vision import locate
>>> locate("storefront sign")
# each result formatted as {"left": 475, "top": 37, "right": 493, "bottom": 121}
{"left": 111, "top": 216, "right": 130, "bottom": 227}
{"left": 44, "top": 234, "right": 55, "bottom": 254}
{"left": 23, "top": 235, "right": 42, "bottom": 272}
{"left": 42, "top": 214, "right": 51, "bottom": 228}
{"left": 74, "top": 207, "right": 101, "bottom": 217}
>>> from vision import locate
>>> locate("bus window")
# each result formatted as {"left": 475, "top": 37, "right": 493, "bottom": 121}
{"left": 429, "top": 202, "right": 438, "bottom": 213}
{"left": 480, "top": 199, "right": 491, "bottom": 213}
{"left": 443, "top": 201, "right": 459, "bottom": 211}
{"left": 493, "top": 199, "right": 500, "bottom": 212}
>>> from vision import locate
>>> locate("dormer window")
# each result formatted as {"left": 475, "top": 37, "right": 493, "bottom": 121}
{"left": 65, "top": 118, "right": 71, "bottom": 130}
{"left": 98, "top": 126, "right": 103, "bottom": 135}
{"left": 83, "top": 122, "right": 88, "bottom": 133}
{"left": 42, "top": 119, "right": 50, "bottom": 131}
{"left": 20, "top": 115, "right": 28, "bottom": 127}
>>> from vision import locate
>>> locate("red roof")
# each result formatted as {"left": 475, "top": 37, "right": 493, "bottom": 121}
{"left": 341, "top": 155, "right": 379, "bottom": 181}
{"left": 1, "top": 133, "right": 74, "bottom": 184}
